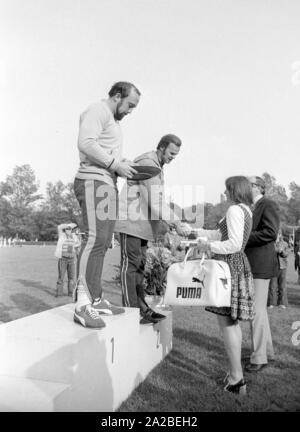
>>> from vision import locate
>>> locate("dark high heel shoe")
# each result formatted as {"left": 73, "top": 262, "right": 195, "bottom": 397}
{"left": 224, "top": 378, "right": 247, "bottom": 396}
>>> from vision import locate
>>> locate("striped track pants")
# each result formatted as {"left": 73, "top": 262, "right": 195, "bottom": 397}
{"left": 74, "top": 178, "right": 118, "bottom": 301}
{"left": 119, "top": 233, "right": 148, "bottom": 310}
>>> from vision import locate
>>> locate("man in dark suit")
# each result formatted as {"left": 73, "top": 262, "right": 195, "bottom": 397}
{"left": 244, "top": 176, "right": 280, "bottom": 372}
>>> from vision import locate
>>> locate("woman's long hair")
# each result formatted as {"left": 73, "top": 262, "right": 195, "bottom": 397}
{"left": 225, "top": 176, "right": 253, "bottom": 207}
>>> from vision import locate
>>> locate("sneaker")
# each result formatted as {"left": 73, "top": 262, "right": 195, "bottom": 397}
{"left": 141, "top": 308, "right": 166, "bottom": 322}
{"left": 279, "top": 305, "right": 286, "bottom": 309}
{"left": 147, "top": 308, "right": 166, "bottom": 321}
{"left": 139, "top": 308, "right": 160, "bottom": 325}
{"left": 92, "top": 298, "right": 125, "bottom": 315}
{"left": 268, "top": 305, "right": 274, "bottom": 309}
{"left": 224, "top": 378, "right": 247, "bottom": 396}
{"left": 140, "top": 314, "right": 159, "bottom": 325}
{"left": 73, "top": 306, "right": 106, "bottom": 329}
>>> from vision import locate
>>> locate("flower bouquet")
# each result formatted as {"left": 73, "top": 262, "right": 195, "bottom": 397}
{"left": 144, "top": 233, "right": 186, "bottom": 304}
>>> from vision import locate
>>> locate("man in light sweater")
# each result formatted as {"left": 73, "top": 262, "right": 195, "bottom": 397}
{"left": 73, "top": 81, "right": 140, "bottom": 329}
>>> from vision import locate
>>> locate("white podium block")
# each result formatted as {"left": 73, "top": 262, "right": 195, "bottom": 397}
{"left": 0, "top": 304, "right": 172, "bottom": 412}
{"left": 137, "top": 313, "right": 173, "bottom": 383}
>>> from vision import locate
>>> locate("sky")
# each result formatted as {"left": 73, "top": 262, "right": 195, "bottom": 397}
{"left": 1, "top": 0, "right": 300, "bottom": 205}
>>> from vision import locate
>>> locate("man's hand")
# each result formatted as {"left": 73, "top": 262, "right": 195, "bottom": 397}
{"left": 197, "top": 238, "right": 211, "bottom": 254}
{"left": 174, "top": 222, "right": 192, "bottom": 237}
{"left": 115, "top": 161, "right": 138, "bottom": 178}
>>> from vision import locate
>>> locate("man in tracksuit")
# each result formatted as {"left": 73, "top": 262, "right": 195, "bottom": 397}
{"left": 115, "top": 134, "right": 190, "bottom": 324}
{"left": 73, "top": 81, "right": 140, "bottom": 329}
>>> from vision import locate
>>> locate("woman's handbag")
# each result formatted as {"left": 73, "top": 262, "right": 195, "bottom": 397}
{"left": 163, "top": 248, "right": 231, "bottom": 307}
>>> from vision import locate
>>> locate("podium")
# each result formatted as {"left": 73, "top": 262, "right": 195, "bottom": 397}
{"left": 0, "top": 304, "right": 172, "bottom": 411}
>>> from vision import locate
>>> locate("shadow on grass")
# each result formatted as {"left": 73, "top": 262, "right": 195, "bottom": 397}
{"left": 119, "top": 328, "right": 229, "bottom": 412}
{"left": 9, "top": 293, "right": 54, "bottom": 315}
{"left": 172, "top": 326, "right": 225, "bottom": 374}
{"left": 287, "top": 285, "right": 300, "bottom": 307}
{"left": 15, "top": 278, "right": 55, "bottom": 297}
{"left": 119, "top": 325, "right": 300, "bottom": 412}
{"left": 272, "top": 340, "right": 300, "bottom": 366}
{"left": 0, "top": 302, "right": 15, "bottom": 323}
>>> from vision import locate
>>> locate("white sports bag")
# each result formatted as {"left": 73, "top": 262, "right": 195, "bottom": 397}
{"left": 163, "top": 249, "right": 232, "bottom": 307}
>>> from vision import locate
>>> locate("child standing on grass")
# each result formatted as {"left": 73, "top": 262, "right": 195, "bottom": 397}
{"left": 55, "top": 223, "right": 80, "bottom": 297}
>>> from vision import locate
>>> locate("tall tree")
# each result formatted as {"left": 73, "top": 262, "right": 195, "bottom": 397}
{"left": 64, "top": 182, "right": 81, "bottom": 222}
{"left": 0, "top": 165, "right": 42, "bottom": 239}
{"left": 0, "top": 197, "right": 11, "bottom": 236}
{"left": 1, "top": 164, "right": 42, "bottom": 208}
{"left": 203, "top": 201, "right": 230, "bottom": 229}
{"left": 262, "top": 172, "right": 288, "bottom": 202}
{"left": 43, "top": 181, "right": 81, "bottom": 232}
{"left": 288, "top": 182, "right": 300, "bottom": 225}
{"left": 262, "top": 172, "right": 289, "bottom": 223}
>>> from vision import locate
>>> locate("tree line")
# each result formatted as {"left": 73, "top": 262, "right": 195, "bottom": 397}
{"left": 0, "top": 165, "right": 299, "bottom": 241}
{"left": 202, "top": 172, "right": 300, "bottom": 235}
{"left": 0, "top": 165, "right": 81, "bottom": 241}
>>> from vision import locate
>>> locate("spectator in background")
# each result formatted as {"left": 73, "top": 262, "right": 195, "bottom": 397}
{"left": 268, "top": 231, "right": 289, "bottom": 309}
{"left": 164, "top": 226, "right": 182, "bottom": 253}
{"left": 295, "top": 242, "right": 300, "bottom": 285}
{"left": 55, "top": 223, "right": 80, "bottom": 297}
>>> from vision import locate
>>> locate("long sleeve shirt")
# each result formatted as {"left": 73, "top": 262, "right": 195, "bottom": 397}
{"left": 75, "top": 100, "right": 123, "bottom": 187}
{"left": 115, "top": 151, "right": 180, "bottom": 241}
{"left": 197, "top": 204, "right": 252, "bottom": 255}
{"left": 54, "top": 224, "right": 81, "bottom": 259}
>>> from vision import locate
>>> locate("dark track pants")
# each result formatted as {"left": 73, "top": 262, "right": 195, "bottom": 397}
{"left": 119, "top": 233, "right": 148, "bottom": 311}
{"left": 74, "top": 178, "right": 118, "bottom": 301}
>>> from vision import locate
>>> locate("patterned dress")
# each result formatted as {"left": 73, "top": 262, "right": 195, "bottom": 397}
{"left": 206, "top": 204, "right": 255, "bottom": 321}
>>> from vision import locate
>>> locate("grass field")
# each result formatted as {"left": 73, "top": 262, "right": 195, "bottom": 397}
{"left": 0, "top": 245, "right": 300, "bottom": 411}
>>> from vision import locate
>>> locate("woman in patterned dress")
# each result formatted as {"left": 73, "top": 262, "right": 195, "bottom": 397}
{"left": 195, "top": 176, "right": 254, "bottom": 395}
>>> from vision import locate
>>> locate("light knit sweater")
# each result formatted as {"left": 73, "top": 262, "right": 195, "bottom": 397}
{"left": 75, "top": 100, "right": 123, "bottom": 187}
